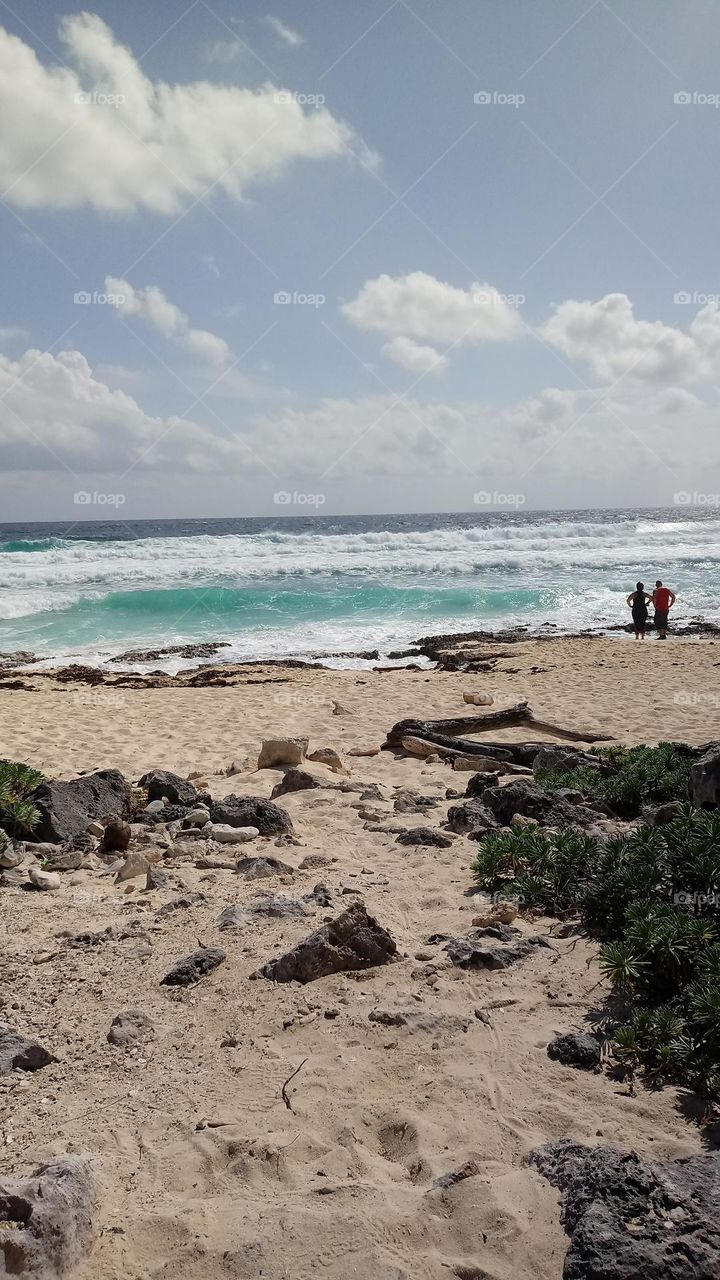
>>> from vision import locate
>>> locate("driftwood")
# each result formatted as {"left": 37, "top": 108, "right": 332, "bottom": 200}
{"left": 384, "top": 703, "right": 611, "bottom": 755}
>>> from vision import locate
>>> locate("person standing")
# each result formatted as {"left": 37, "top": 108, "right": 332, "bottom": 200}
{"left": 652, "top": 579, "right": 676, "bottom": 639}
{"left": 626, "top": 582, "right": 652, "bottom": 639}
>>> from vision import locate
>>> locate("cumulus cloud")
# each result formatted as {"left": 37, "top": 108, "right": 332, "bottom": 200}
{"left": 0, "top": 13, "right": 367, "bottom": 214}
{"left": 541, "top": 293, "right": 720, "bottom": 386}
{"left": 381, "top": 335, "right": 447, "bottom": 375}
{"left": 265, "top": 16, "right": 305, "bottom": 47}
{"left": 342, "top": 272, "right": 524, "bottom": 355}
{"left": 106, "top": 277, "right": 230, "bottom": 366}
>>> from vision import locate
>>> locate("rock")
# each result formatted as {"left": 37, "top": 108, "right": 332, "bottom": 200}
{"left": 161, "top": 947, "right": 226, "bottom": 986}
{"left": 401, "top": 735, "right": 440, "bottom": 759}
{"left": 447, "top": 800, "right": 497, "bottom": 835}
{"left": 138, "top": 769, "right": 199, "bottom": 808}
{"left": 452, "top": 754, "right": 498, "bottom": 772}
{"left": 547, "top": 1031, "right": 602, "bottom": 1071}
{"left": 142, "top": 800, "right": 166, "bottom": 818}
{"left": 41, "top": 846, "right": 84, "bottom": 872}
{"left": 145, "top": 864, "right": 173, "bottom": 890}
{"left": 107, "top": 1009, "right": 154, "bottom": 1048}
{"left": 347, "top": 746, "right": 379, "bottom": 757}
{"left": 642, "top": 800, "right": 685, "bottom": 827}
{"left": 462, "top": 692, "right": 494, "bottom": 706}
{"left": 115, "top": 850, "right": 161, "bottom": 883}
{"left": 396, "top": 827, "right": 453, "bottom": 848}
{"left": 0, "top": 843, "right": 25, "bottom": 870}
{"left": 256, "top": 902, "right": 396, "bottom": 984}
{"left": 209, "top": 795, "right": 293, "bottom": 836}
{"left": 533, "top": 745, "right": 586, "bottom": 775}
{"left": 101, "top": 816, "right": 131, "bottom": 854}
{"left": 236, "top": 856, "right": 294, "bottom": 880}
{"left": 307, "top": 747, "right": 347, "bottom": 774}
{"left": 299, "top": 854, "right": 334, "bottom": 870}
{"left": 393, "top": 791, "right": 439, "bottom": 814}
{"left": 690, "top": 748, "right": 719, "bottom": 807}
{"left": 209, "top": 824, "right": 259, "bottom": 844}
{"left": 183, "top": 807, "right": 211, "bottom": 828}
{"left": 155, "top": 892, "right": 207, "bottom": 919}
{"left": 250, "top": 894, "right": 308, "bottom": 920}
{"left": 270, "top": 769, "right": 322, "bottom": 799}
{"left": 482, "top": 778, "right": 584, "bottom": 828}
{"left": 511, "top": 813, "right": 539, "bottom": 829}
{"left": 444, "top": 935, "right": 535, "bottom": 970}
{"left": 0, "top": 1024, "right": 57, "bottom": 1074}
{"left": 304, "top": 882, "right": 332, "bottom": 906}
{"left": 472, "top": 900, "right": 518, "bottom": 927}
{"left": 432, "top": 1159, "right": 481, "bottom": 1190}
{"left": 86, "top": 819, "right": 105, "bottom": 837}
{"left": 30, "top": 769, "right": 133, "bottom": 844}
{"left": 28, "top": 866, "right": 61, "bottom": 891}
{"left": 332, "top": 701, "right": 352, "bottom": 716}
{"left": 257, "top": 737, "right": 308, "bottom": 769}
{"left": 464, "top": 772, "right": 503, "bottom": 798}
{"left": 530, "top": 1138, "right": 720, "bottom": 1280}
{"left": 0, "top": 1155, "right": 98, "bottom": 1277}
{"left": 369, "top": 1008, "right": 407, "bottom": 1027}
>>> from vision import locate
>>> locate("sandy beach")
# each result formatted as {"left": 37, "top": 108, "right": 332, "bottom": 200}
{"left": 1, "top": 635, "right": 719, "bottom": 1279}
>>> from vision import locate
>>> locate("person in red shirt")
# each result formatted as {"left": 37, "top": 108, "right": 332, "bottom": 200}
{"left": 652, "top": 579, "right": 676, "bottom": 639}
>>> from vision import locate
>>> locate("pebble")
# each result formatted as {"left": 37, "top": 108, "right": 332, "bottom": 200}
{"left": 28, "top": 867, "right": 61, "bottom": 891}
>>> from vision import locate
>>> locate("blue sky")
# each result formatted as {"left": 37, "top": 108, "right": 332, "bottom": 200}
{"left": 1, "top": 0, "right": 719, "bottom": 518}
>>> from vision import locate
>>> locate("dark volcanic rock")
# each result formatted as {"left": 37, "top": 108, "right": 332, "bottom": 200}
{"left": 642, "top": 800, "right": 685, "bottom": 827}
{"left": 155, "top": 892, "right": 207, "bottom": 919}
{"left": 111, "top": 641, "right": 230, "bottom": 663}
{"left": 393, "top": 791, "right": 439, "bottom": 814}
{"left": 464, "top": 772, "right": 502, "bottom": 799}
{"left": 432, "top": 1160, "right": 481, "bottom": 1191}
{"left": 530, "top": 1138, "right": 720, "bottom": 1279}
{"left": 257, "top": 902, "right": 396, "bottom": 984}
{"left": 547, "top": 1031, "right": 602, "bottom": 1071}
{"left": 0, "top": 1024, "right": 57, "bottom": 1074}
{"left": 41, "top": 845, "right": 83, "bottom": 872}
{"left": 161, "top": 946, "right": 226, "bottom": 986}
{"left": 270, "top": 769, "right": 322, "bottom": 800}
{"left": 482, "top": 778, "right": 588, "bottom": 827}
{"left": 444, "top": 935, "right": 535, "bottom": 970}
{"left": 0, "top": 1155, "right": 99, "bottom": 1278}
{"left": 30, "top": 769, "right": 133, "bottom": 844}
{"left": 692, "top": 745, "right": 720, "bottom": 808}
{"left": 396, "top": 827, "right": 453, "bottom": 848}
{"left": 447, "top": 800, "right": 497, "bottom": 835}
{"left": 209, "top": 794, "right": 293, "bottom": 835}
{"left": 138, "top": 769, "right": 198, "bottom": 808}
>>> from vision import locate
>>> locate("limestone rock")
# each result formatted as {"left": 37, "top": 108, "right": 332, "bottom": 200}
{"left": 236, "top": 856, "right": 295, "bottom": 880}
{"left": 107, "top": 1010, "right": 154, "bottom": 1048}
{"left": 209, "top": 824, "right": 259, "bottom": 845}
{"left": 0, "top": 1156, "right": 99, "bottom": 1278}
{"left": 28, "top": 867, "right": 61, "bottom": 891}
{"left": 307, "top": 747, "right": 347, "bottom": 774}
{"left": 257, "top": 737, "right": 308, "bottom": 770}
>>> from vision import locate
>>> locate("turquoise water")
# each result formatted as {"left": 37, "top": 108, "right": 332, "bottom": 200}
{"left": 0, "top": 510, "right": 718, "bottom": 667}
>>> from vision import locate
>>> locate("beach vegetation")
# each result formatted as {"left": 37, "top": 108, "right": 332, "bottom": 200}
{"left": 535, "top": 741, "right": 694, "bottom": 816}
{"left": 0, "top": 759, "right": 43, "bottom": 836}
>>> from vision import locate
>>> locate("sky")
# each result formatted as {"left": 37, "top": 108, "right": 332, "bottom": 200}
{"left": 1, "top": 0, "right": 720, "bottom": 519}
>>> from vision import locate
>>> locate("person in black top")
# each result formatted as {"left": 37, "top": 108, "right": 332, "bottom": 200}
{"left": 626, "top": 581, "right": 652, "bottom": 639}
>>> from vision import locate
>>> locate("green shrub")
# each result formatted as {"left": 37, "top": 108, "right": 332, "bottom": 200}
{"left": 536, "top": 742, "right": 694, "bottom": 817}
{"left": 0, "top": 760, "right": 43, "bottom": 836}
{"left": 472, "top": 806, "right": 720, "bottom": 1100}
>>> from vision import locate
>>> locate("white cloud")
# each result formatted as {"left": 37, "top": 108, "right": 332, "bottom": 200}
{"left": 540, "top": 293, "right": 715, "bottom": 386}
{"left": 381, "top": 335, "right": 447, "bottom": 375}
{"left": 106, "top": 277, "right": 231, "bottom": 367}
{"left": 265, "top": 16, "right": 305, "bottom": 47}
{"left": 342, "top": 272, "right": 523, "bottom": 368}
{"left": 0, "top": 13, "right": 367, "bottom": 214}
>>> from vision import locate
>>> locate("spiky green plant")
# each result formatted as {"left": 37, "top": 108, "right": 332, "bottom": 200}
{"left": 0, "top": 760, "right": 43, "bottom": 836}
{"left": 536, "top": 741, "right": 694, "bottom": 817}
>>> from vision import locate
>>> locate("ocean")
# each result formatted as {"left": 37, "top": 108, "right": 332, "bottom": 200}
{"left": 0, "top": 508, "right": 718, "bottom": 670}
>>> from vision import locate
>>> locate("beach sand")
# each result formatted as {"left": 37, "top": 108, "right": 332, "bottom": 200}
{"left": 1, "top": 636, "right": 718, "bottom": 1280}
